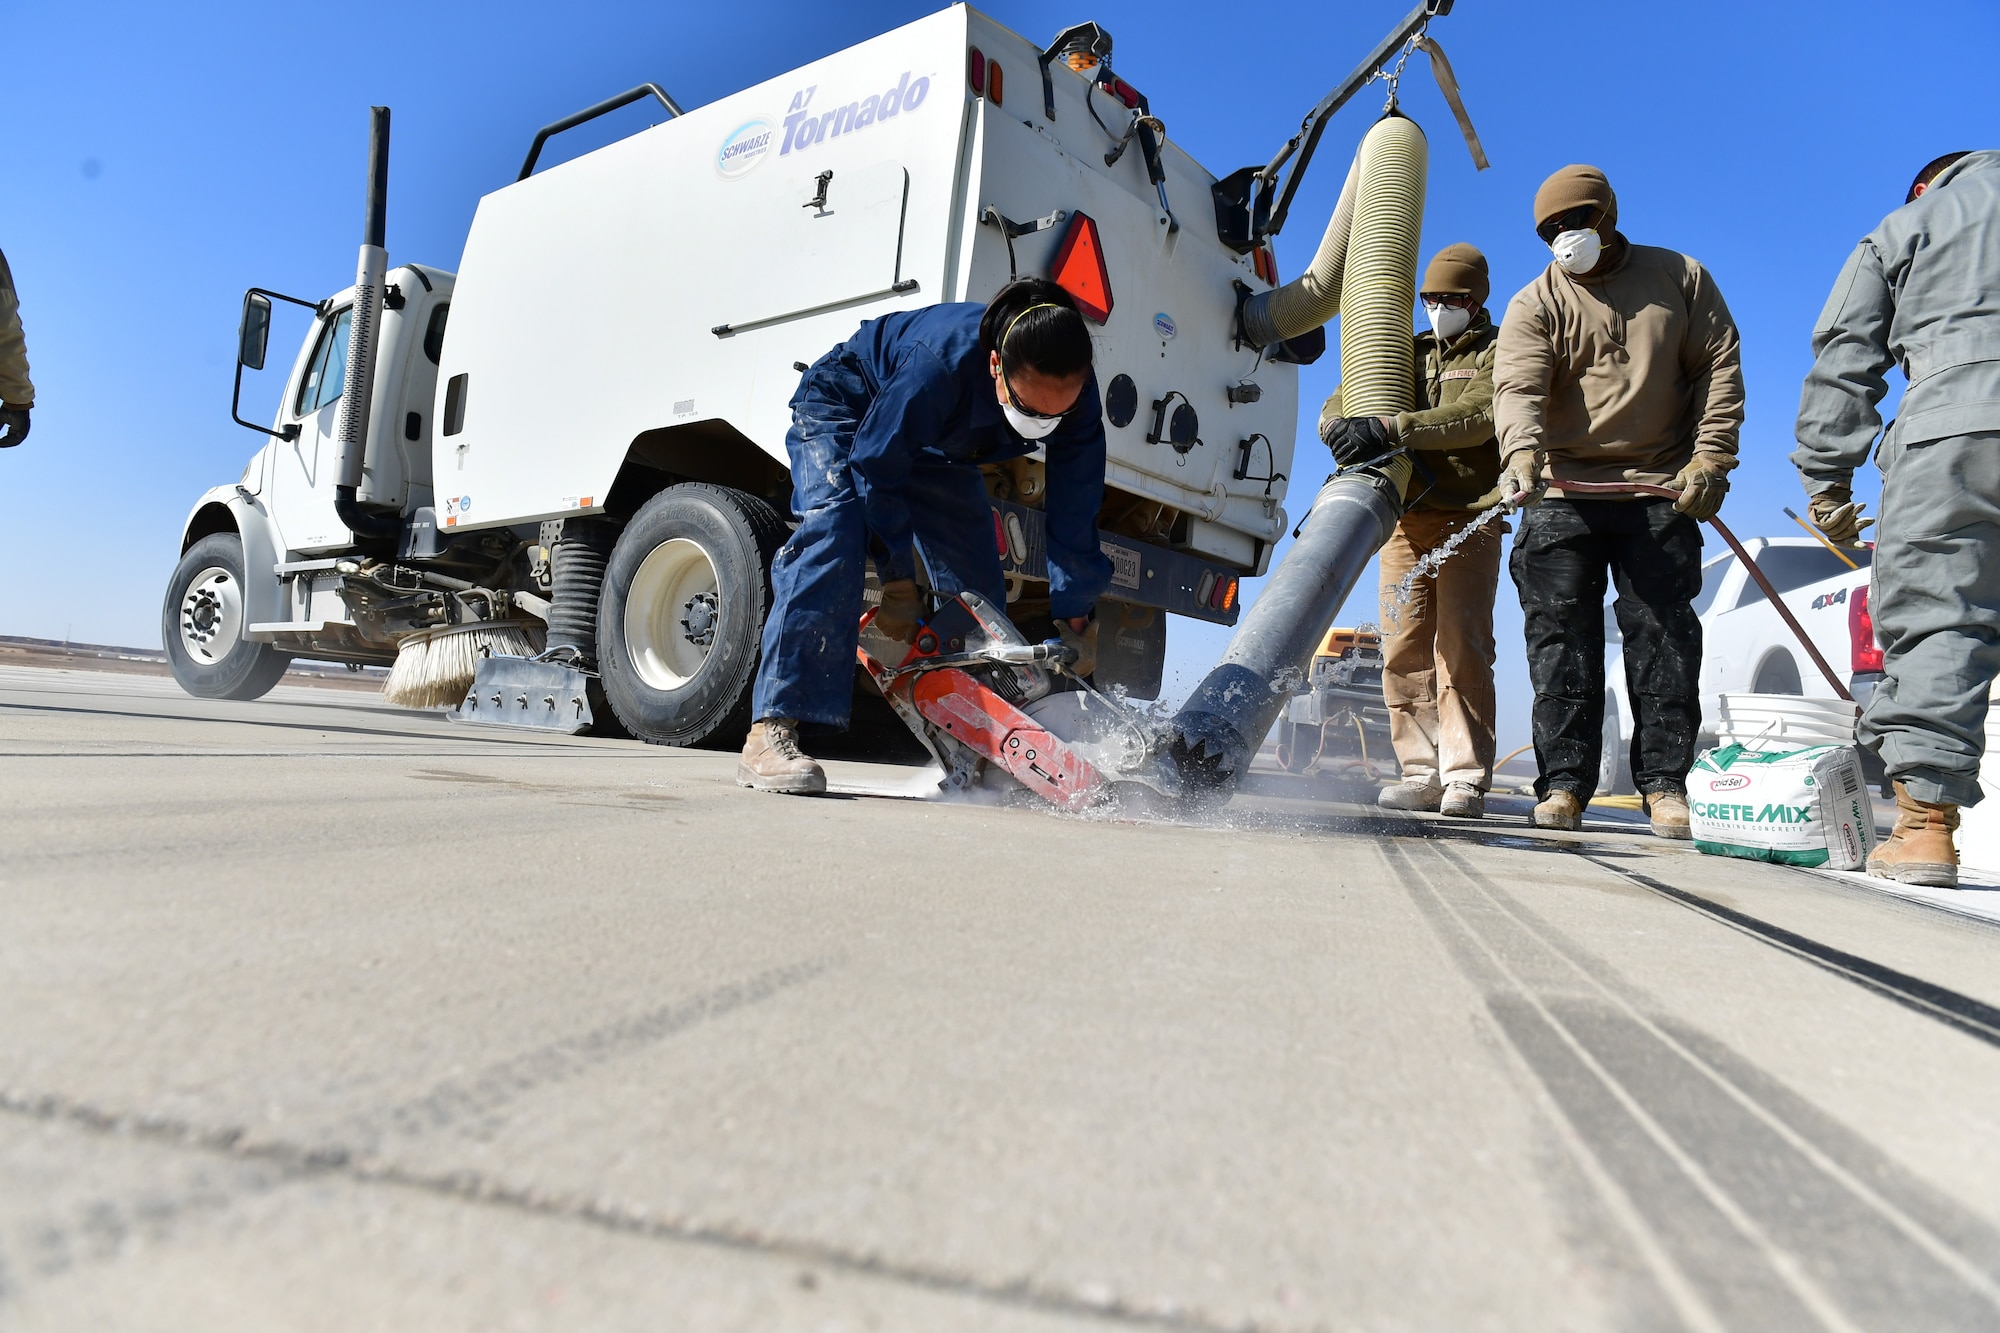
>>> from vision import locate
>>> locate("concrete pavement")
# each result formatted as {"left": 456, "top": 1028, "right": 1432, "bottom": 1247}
{"left": 4, "top": 663, "right": 2000, "bottom": 1330}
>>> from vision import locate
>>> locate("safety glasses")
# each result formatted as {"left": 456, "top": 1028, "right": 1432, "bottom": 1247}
{"left": 1421, "top": 292, "right": 1478, "bottom": 310}
{"left": 1001, "top": 366, "right": 1074, "bottom": 421}
{"left": 1536, "top": 206, "right": 1602, "bottom": 244}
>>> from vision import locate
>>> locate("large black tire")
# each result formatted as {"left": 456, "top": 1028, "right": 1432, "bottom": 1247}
{"left": 162, "top": 532, "right": 294, "bottom": 701}
{"left": 596, "top": 483, "right": 787, "bottom": 748}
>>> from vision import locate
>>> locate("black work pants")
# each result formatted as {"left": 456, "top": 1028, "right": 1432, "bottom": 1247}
{"left": 1509, "top": 497, "right": 1704, "bottom": 800}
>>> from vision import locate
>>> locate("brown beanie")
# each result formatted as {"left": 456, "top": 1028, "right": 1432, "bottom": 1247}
{"left": 1533, "top": 164, "right": 1617, "bottom": 230}
{"left": 1421, "top": 243, "right": 1489, "bottom": 306}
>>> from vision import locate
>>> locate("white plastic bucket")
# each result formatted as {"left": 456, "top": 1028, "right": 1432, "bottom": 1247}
{"left": 1712, "top": 692, "right": 1859, "bottom": 752}
{"left": 1953, "top": 680, "right": 2000, "bottom": 873}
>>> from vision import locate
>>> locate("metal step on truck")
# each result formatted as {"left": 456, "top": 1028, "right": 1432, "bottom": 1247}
{"left": 165, "top": 3, "right": 1321, "bottom": 746}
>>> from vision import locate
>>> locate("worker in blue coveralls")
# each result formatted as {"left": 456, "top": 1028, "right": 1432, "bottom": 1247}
{"left": 737, "top": 277, "right": 1114, "bottom": 795}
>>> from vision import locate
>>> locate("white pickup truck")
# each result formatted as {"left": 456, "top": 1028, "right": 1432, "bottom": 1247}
{"left": 1603, "top": 535, "right": 1881, "bottom": 794}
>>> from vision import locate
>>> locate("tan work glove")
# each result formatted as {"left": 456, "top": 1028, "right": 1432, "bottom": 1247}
{"left": 1671, "top": 456, "right": 1731, "bottom": 521}
{"left": 1473, "top": 450, "right": 1545, "bottom": 510}
{"left": 874, "top": 578, "right": 923, "bottom": 643}
{"left": 1056, "top": 616, "right": 1098, "bottom": 677}
{"left": 1808, "top": 485, "right": 1875, "bottom": 545}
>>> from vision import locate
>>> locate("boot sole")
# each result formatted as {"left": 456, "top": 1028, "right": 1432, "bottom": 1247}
{"left": 1866, "top": 861, "right": 1959, "bottom": 889}
{"left": 1650, "top": 823, "right": 1693, "bottom": 840}
{"left": 735, "top": 764, "right": 828, "bottom": 796}
{"left": 1531, "top": 814, "right": 1582, "bottom": 831}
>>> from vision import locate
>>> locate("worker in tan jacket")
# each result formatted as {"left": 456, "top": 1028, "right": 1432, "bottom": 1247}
{"left": 0, "top": 250, "right": 31, "bottom": 447}
{"left": 1320, "top": 243, "right": 1503, "bottom": 819}
{"left": 1492, "top": 165, "right": 1744, "bottom": 837}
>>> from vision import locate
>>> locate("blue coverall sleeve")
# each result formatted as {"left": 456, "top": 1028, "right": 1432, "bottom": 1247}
{"left": 1043, "top": 378, "right": 1114, "bottom": 621}
{"left": 848, "top": 345, "right": 955, "bottom": 582}
{"left": 1792, "top": 239, "right": 1898, "bottom": 494}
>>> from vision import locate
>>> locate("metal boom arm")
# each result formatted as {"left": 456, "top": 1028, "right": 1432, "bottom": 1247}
{"left": 1254, "top": 0, "right": 1453, "bottom": 242}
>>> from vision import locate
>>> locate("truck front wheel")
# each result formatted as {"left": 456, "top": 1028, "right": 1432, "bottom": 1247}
{"left": 596, "top": 483, "right": 787, "bottom": 748}
{"left": 161, "top": 532, "right": 294, "bottom": 701}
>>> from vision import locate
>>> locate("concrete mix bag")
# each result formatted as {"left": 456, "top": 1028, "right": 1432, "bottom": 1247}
{"left": 1687, "top": 743, "right": 1875, "bottom": 870}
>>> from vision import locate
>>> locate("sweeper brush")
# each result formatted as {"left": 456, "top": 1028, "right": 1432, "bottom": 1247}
{"left": 383, "top": 620, "right": 545, "bottom": 709}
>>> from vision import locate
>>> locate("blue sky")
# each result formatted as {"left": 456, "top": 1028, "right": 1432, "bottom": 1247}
{"left": 4, "top": 0, "right": 1996, "bottom": 753}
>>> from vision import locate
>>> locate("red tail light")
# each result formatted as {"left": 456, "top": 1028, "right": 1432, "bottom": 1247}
{"left": 1101, "top": 75, "right": 1141, "bottom": 109}
{"left": 987, "top": 61, "right": 1004, "bottom": 106}
{"left": 968, "top": 48, "right": 986, "bottom": 96}
{"left": 1849, "top": 584, "right": 1884, "bottom": 672}
{"left": 1049, "top": 212, "right": 1113, "bottom": 323}
{"left": 1252, "top": 246, "right": 1278, "bottom": 285}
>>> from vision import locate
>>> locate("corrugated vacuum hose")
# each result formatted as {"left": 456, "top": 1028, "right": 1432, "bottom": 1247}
{"left": 1170, "top": 115, "right": 1429, "bottom": 797}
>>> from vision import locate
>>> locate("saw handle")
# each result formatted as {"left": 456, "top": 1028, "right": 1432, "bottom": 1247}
{"left": 1549, "top": 480, "right": 1853, "bottom": 703}
{"left": 978, "top": 640, "right": 1079, "bottom": 667}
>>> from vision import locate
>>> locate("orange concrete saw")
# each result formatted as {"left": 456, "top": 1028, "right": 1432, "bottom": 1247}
{"left": 855, "top": 590, "right": 1121, "bottom": 811}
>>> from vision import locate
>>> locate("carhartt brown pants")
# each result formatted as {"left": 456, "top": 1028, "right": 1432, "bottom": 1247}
{"left": 1376, "top": 507, "right": 1503, "bottom": 790}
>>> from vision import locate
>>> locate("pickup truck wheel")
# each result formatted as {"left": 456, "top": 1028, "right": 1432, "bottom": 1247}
{"left": 596, "top": 483, "right": 786, "bottom": 748}
{"left": 161, "top": 533, "right": 294, "bottom": 701}
{"left": 1598, "top": 694, "right": 1634, "bottom": 795}
{"left": 1753, "top": 651, "right": 1803, "bottom": 696}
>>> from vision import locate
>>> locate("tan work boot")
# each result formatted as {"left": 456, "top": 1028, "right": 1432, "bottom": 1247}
{"left": 1377, "top": 779, "right": 1444, "bottom": 811}
{"left": 736, "top": 718, "right": 827, "bottom": 795}
{"left": 1866, "top": 781, "right": 1959, "bottom": 887}
{"left": 1646, "top": 791, "right": 1692, "bottom": 840}
{"left": 1440, "top": 782, "right": 1486, "bottom": 819}
{"left": 1532, "top": 789, "right": 1584, "bottom": 831}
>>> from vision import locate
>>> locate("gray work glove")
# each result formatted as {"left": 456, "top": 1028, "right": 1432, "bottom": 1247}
{"left": 1473, "top": 450, "right": 1544, "bottom": 510}
{"left": 1671, "top": 456, "right": 1731, "bottom": 522}
{"left": 1056, "top": 616, "right": 1098, "bottom": 677}
{"left": 1808, "top": 484, "right": 1874, "bottom": 545}
{"left": 0, "top": 406, "right": 29, "bottom": 448}
{"left": 874, "top": 578, "right": 923, "bottom": 644}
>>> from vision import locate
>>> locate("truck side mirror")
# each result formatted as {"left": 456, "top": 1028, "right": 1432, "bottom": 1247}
{"left": 238, "top": 292, "right": 273, "bottom": 371}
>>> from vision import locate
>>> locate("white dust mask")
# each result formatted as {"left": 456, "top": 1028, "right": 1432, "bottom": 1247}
{"left": 1550, "top": 228, "right": 1603, "bottom": 275}
{"left": 1002, "top": 400, "right": 1062, "bottom": 440}
{"left": 1425, "top": 301, "right": 1473, "bottom": 341}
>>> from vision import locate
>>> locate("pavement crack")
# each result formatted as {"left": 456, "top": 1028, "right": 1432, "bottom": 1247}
{"left": 0, "top": 1085, "right": 1250, "bottom": 1332}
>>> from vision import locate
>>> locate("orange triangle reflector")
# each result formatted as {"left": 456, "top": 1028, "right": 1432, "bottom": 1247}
{"left": 1049, "top": 212, "right": 1112, "bottom": 324}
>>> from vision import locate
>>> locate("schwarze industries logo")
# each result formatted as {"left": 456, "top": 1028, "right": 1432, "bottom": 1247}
{"left": 779, "top": 71, "right": 932, "bottom": 157}
{"left": 716, "top": 118, "right": 776, "bottom": 178}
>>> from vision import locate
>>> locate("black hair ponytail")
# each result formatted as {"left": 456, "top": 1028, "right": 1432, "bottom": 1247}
{"left": 979, "top": 277, "right": 1093, "bottom": 380}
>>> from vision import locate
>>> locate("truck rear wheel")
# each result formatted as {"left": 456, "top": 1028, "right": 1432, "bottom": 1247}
{"left": 596, "top": 483, "right": 787, "bottom": 748}
{"left": 162, "top": 532, "right": 294, "bottom": 701}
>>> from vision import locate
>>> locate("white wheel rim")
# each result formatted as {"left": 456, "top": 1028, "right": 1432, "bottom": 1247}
{"left": 624, "top": 537, "right": 722, "bottom": 690}
{"left": 180, "top": 566, "right": 243, "bottom": 665}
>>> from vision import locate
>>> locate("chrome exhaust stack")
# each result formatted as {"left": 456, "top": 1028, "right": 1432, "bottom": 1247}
{"left": 333, "top": 105, "right": 400, "bottom": 542}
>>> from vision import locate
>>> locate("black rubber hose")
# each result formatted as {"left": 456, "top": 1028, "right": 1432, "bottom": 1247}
{"left": 546, "top": 519, "right": 618, "bottom": 659}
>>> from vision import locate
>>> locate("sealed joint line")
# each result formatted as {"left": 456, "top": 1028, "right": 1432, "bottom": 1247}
{"left": 1581, "top": 855, "right": 2000, "bottom": 1050}
{"left": 1425, "top": 840, "right": 2000, "bottom": 1314}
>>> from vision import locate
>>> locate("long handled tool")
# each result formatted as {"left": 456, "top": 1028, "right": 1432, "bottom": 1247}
{"left": 1552, "top": 481, "right": 1853, "bottom": 703}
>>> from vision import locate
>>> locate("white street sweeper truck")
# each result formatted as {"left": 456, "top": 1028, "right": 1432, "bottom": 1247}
{"left": 164, "top": 0, "right": 1468, "bottom": 783}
